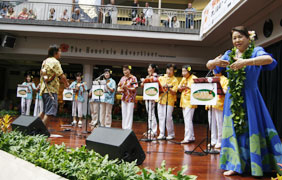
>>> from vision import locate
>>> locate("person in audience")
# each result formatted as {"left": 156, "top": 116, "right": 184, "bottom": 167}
{"left": 21, "top": 73, "right": 36, "bottom": 116}
{"left": 71, "top": 8, "right": 81, "bottom": 22}
{"left": 18, "top": 8, "right": 29, "bottom": 20}
{"left": 106, "top": 0, "right": 117, "bottom": 24}
{"left": 143, "top": 2, "right": 153, "bottom": 26}
{"left": 133, "top": 12, "right": 145, "bottom": 26}
{"left": 131, "top": 0, "right": 139, "bottom": 19}
{"left": 6, "top": 7, "right": 16, "bottom": 19}
{"left": 117, "top": 65, "right": 138, "bottom": 130}
{"left": 178, "top": 65, "right": 197, "bottom": 144}
{"left": 48, "top": 8, "right": 56, "bottom": 21}
{"left": 185, "top": 3, "right": 196, "bottom": 29}
{"left": 60, "top": 9, "right": 69, "bottom": 22}
{"left": 0, "top": 6, "right": 7, "bottom": 18}
{"left": 171, "top": 16, "right": 180, "bottom": 28}
{"left": 157, "top": 64, "right": 178, "bottom": 140}
{"left": 69, "top": 72, "right": 87, "bottom": 127}
{"left": 100, "top": 69, "right": 116, "bottom": 127}
{"left": 28, "top": 9, "right": 37, "bottom": 20}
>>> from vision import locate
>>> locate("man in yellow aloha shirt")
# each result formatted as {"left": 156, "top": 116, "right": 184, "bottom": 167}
{"left": 157, "top": 64, "right": 178, "bottom": 140}
{"left": 178, "top": 65, "right": 198, "bottom": 144}
{"left": 39, "top": 45, "right": 69, "bottom": 125}
{"left": 206, "top": 70, "right": 228, "bottom": 149}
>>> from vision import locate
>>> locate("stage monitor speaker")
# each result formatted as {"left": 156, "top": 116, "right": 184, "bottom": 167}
{"left": 12, "top": 115, "right": 50, "bottom": 137}
{"left": 86, "top": 127, "right": 146, "bottom": 165}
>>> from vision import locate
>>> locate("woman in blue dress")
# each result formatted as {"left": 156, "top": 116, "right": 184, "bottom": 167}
{"left": 206, "top": 26, "right": 282, "bottom": 176}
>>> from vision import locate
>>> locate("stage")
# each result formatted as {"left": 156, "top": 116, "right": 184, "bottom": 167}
{"left": 46, "top": 118, "right": 275, "bottom": 180}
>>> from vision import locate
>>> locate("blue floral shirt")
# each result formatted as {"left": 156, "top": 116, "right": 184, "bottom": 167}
{"left": 101, "top": 78, "right": 116, "bottom": 105}
{"left": 22, "top": 82, "right": 36, "bottom": 100}
{"left": 69, "top": 81, "right": 87, "bottom": 102}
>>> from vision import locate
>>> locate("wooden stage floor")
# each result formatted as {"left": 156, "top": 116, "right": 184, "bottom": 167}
{"left": 46, "top": 118, "right": 276, "bottom": 180}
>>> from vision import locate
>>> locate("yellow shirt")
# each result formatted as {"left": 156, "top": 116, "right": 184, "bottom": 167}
{"left": 158, "top": 75, "right": 178, "bottom": 106}
{"left": 40, "top": 57, "right": 63, "bottom": 95}
{"left": 206, "top": 75, "right": 228, "bottom": 111}
{"left": 179, "top": 74, "right": 198, "bottom": 108}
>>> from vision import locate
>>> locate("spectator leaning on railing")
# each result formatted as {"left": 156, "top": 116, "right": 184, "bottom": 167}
{"left": 48, "top": 8, "right": 56, "bottom": 21}
{"left": 18, "top": 8, "right": 29, "bottom": 20}
{"left": 28, "top": 9, "right": 37, "bottom": 20}
{"left": 185, "top": 3, "right": 196, "bottom": 29}
{"left": 6, "top": 7, "right": 16, "bottom": 19}
{"left": 106, "top": 0, "right": 117, "bottom": 24}
{"left": 132, "top": 0, "right": 139, "bottom": 19}
{"left": 0, "top": 6, "right": 8, "bottom": 18}
{"left": 133, "top": 12, "right": 145, "bottom": 26}
{"left": 71, "top": 8, "right": 81, "bottom": 22}
{"left": 171, "top": 16, "right": 180, "bottom": 28}
{"left": 143, "top": 2, "right": 153, "bottom": 26}
{"left": 60, "top": 9, "right": 69, "bottom": 22}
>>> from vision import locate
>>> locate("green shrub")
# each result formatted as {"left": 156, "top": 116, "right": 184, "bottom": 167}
{"left": 0, "top": 131, "right": 197, "bottom": 180}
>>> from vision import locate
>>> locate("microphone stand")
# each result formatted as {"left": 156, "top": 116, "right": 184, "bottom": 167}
{"left": 82, "top": 88, "right": 91, "bottom": 135}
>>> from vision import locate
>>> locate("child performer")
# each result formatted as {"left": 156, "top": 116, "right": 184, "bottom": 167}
{"left": 141, "top": 64, "right": 161, "bottom": 137}
{"left": 21, "top": 73, "right": 36, "bottom": 115}
{"left": 100, "top": 69, "right": 116, "bottom": 127}
{"left": 206, "top": 70, "right": 228, "bottom": 149}
{"left": 178, "top": 65, "right": 197, "bottom": 144}
{"left": 157, "top": 64, "right": 178, "bottom": 140}
{"left": 117, "top": 65, "right": 138, "bottom": 130}
{"left": 70, "top": 72, "right": 87, "bottom": 127}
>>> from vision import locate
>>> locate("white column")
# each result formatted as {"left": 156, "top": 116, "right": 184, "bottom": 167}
{"left": 83, "top": 64, "right": 93, "bottom": 116}
{"left": 158, "top": 0, "right": 162, "bottom": 9}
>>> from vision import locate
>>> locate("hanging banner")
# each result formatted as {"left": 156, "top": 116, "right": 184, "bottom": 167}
{"left": 92, "top": 85, "right": 105, "bottom": 100}
{"left": 200, "top": 0, "right": 243, "bottom": 37}
{"left": 191, "top": 83, "right": 217, "bottom": 105}
{"left": 143, "top": 82, "right": 159, "bottom": 100}
{"left": 63, "top": 89, "right": 73, "bottom": 101}
{"left": 17, "top": 85, "right": 28, "bottom": 98}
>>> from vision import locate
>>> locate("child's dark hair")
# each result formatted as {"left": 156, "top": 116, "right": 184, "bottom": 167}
{"left": 76, "top": 72, "right": 83, "bottom": 77}
{"left": 123, "top": 65, "right": 132, "bottom": 71}
{"left": 148, "top": 64, "right": 159, "bottom": 73}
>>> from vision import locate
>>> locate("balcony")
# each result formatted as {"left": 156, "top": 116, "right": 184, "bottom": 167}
{"left": 0, "top": 1, "right": 202, "bottom": 35}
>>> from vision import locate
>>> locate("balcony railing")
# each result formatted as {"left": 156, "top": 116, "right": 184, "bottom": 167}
{"left": 0, "top": 1, "right": 202, "bottom": 34}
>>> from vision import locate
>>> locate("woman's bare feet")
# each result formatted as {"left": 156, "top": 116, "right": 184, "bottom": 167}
{"left": 223, "top": 170, "right": 238, "bottom": 176}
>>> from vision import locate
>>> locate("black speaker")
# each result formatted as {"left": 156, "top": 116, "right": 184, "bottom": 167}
{"left": 86, "top": 127, "right": 146, "bottom": 165}
{"left": 12, "top": 115, "right": 50, "bottom": 137}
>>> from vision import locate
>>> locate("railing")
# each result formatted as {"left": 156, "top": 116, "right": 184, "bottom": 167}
{"left": 0, "top": 1, "right": 202, "bottom": 33}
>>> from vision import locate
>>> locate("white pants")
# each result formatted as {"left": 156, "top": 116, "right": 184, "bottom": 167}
{"left": 183, "top": 107, "right": 196, "bottom": 141}
{"left": 121, "top": 101, "right": 134, "bottom": 129}
{"left": 72, "top": 100, "right": 83, "bottom": 118}
{"left": 21, "top": 98, "right": 32, "bottom": 116}
{"left": 208, "top": 108, "right": 223, "bottom": 146}
{"left": 33, "top": 99, "right": 43, "bottom": 116}
{"left": 158, "top": 104, "right": 175, "bottom": 137}
{"left": 100, "top": 102, "right": 113, "bottom": 127}
{"left": 145, "top": 100, "right": 157, "bottom": 135}
{"left": 89, "top": 102, "right": 99, "bottom": 125}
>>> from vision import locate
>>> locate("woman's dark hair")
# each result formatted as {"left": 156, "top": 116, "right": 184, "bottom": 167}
{"left": 231, "top": 26, "right": 249, "bottom": 38}
{"left": 148, "top": 64, "right": 158, "bottom": 73}
{"left": 47, "top": 44, "right": 60, "bottom": 58}
{"left": 75, "top": 72, "right": 82, "bottom": 78}
{"left": 166, "top": 63, "right": 176, "bottom": 70}
{"left": 104, "top": 68, "right": 111, "bottom": 73}
{"left": 123, "top": 65, "right": 132, "bottom": 72}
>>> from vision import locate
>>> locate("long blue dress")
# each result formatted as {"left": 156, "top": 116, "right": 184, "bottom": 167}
{"left": 214, "top": 46, "right": 282, "bottom": 176}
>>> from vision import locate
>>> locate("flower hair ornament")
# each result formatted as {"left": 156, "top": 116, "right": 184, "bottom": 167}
{"left": 110, "top": 70, "right": 113, "bottom": 74}
{"left": 187, "top": 66, "right": 192, "bottom": 72}
{"left": 128, "top": 65, "right": 132, "bottom": 70}
{"left": 248, "top": 31, "right": 256, "bottom": 42}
